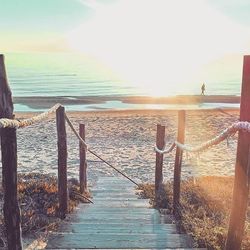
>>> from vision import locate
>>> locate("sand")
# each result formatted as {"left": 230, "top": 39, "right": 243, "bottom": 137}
{"left": 11, "top": 109, "right": 240, "bottom": 186}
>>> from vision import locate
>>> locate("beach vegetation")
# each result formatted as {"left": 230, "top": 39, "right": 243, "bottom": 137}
{"left": 138, "top": 176, "right": 250, "bottom": 250}
{"left": 0, "top": 173, "right": 90, "bottom": 244}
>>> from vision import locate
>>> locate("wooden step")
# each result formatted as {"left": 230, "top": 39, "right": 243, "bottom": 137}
{"left": 78, "top": 207, "right": 158, "bottom": 214}
{"left": 56, "top": 222, "right": 178, "bottom": 234}
{"left": 67, "top": 210, "right": 160, "bottom": 221}
{"left": 93, "top": 193, "right": 141, "bottom": 199}
{"left": 46, "top": 176, "right": 197, "bottom": 249}
{"left": 46, "top": 248, "right": 205, "bottom": 250}
{"left": 46, "top": 248, "right": 204, "bottom": 250}
{"left": 66, "top": 217, "right": 162, "bottom": 224}
{"left": 89, "top": 200, "right": 150, "bottom": 208}
{"left": 96, "top": 182, "right": 135, "bottom": 186}
{"left": 46, "top": 233, "right": 193, "bottom": 249}
{"left": 67, "top": 205, "right": 157, "bottom": 215}
{"left": 91, "top": 189, "right": 138, "bottom": 194}
{"left": 76, "top": 204, "right": 153, "bottom": 210}
{"left": 93, "top": 187, "right": 136, "bottom": 192}
{"left": 92, "top": 197, "right": 146, "bottom": 202}
{"left": 96, "top": 178, "right": 136, "bottom": 184}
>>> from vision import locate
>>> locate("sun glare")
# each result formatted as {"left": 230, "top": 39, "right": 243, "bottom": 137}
{"left": 66, "top": 0, "right": 250, "bottom": 96}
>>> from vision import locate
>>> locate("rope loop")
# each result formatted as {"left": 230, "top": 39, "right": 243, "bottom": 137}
{"left": 0, "top": 103, "right": 61, "bottom": 129}
{"left": 155, "top": 121, "right": 250, "bottom": 155}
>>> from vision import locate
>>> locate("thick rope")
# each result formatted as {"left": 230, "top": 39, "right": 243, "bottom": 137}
{"left": 154, "top": 142, "right": 176, "bottom": 154}
{"left": 0, "top": 103, "right": 61, "bottom": 128}
{"left": 88, "top": 148, "right": 139, "bottom": 187}
{"left": 65, "top": 114, "right": 88, "bottom": 149}
{"left": 155, "top": 121, "right": 250, "bottom": 154}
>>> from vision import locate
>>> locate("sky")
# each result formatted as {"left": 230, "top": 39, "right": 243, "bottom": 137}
{"left": 1, "top": 0, "right": 250, "bottom": 93}
{"left": 1, "top": 0, "right": 250, "bottom": 55}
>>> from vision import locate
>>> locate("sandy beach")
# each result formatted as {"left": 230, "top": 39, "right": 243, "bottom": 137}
{"left": 12, "top": 108, "right": 240, "bottom": 186}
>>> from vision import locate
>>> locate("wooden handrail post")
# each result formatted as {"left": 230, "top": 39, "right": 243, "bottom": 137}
{"left": 173, "top": 110, "right": 186, "bottom": 216}
{"left": 56, "top": 106, "right": 68, "bottom": 219}
{"left": 225, "top": 56, "right": 250, "bottom": 250}
{"left": 79, "top": 123, "right": 87, "bottom": 193}
{"left": 0, "top": 54, "right": 23, "bottom": 249}
{"left": 155, "top": 124, "right": 165, "bottom": 207}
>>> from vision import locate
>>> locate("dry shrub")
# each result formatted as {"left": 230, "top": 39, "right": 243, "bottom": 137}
{"left": 0, "top": 173, "right": 90, "bottom": 236}
{"left": 139, "top": 176, "right": 250, "bottom": 250}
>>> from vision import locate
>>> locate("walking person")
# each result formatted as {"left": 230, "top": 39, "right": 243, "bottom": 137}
{"left": 201, "top": 83, "right": 205, "bottom": 95}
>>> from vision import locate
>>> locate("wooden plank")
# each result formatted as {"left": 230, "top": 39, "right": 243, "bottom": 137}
{"left": 96, "top": 182, "right": 135, "bottom": 186}
{"left": 173, "top": 110, "right": 186, "bottom": 216}
{"left": 94, "top": 182, "right": 135, "bottom": 186}
{"left": 79, "top": 123, "right": 87, "bottom": 193}
{"left": 56, "top": 222, "right": 177, "bottom": 234}
{"left": 91, "top": 191, "right": 137, "bottom": 196}
{"left": 80, "top": 210, "right": 158, "bottom": 215}
{"left": 72, "top": 212, "right": 160, "bottom": 221}
{"left": 64, "top": 218, "right": 161, "bottom": 224}
{"left": 46, "top": 233, "right": 193, "bottom": 249}
{"left": 94, "top": 187, "right": 136, "bottom": 191}
{"left": 155, "top": 124, "right": 165, "bottom": 207}
{"left": 96, "top": 181, "right": 135, "bottom": 186}
{"left": 89, "top": 200, "right": 149, "bottom": 207}
{"left": 91, "top": 188, "right": 136, "bottom": 192}
{"left": 97, "top": 176, "right": 133, "bottom": 181}
{"left": 46, "top": 248, "right": 205, "bottom": 250}
{"left": 225, "top": 56, "right": 250, "bottom": 249}
{"left": 93, "top": 193, "right": 140, "bottom": 199}
{"left": 79, "top": 207, "right": 158, "bottom": 214}
{"left": 95, "top": 182, "right": 135, "bottom": 187}
{"left": 56, "top": 106, "right": 68, "bottom": 219}
{"left": 92, "top": 197, "right": 144, "bottom": 201}
{"left": 70, "top": 216, "right": 173, "bottom": 225}
{"left": 0, "top": 54, "right": 23, "bottom": 249}
{"left": 46, "top": 248, "right": 204, "bottom": 250}
{"left": 97, "top": 177, "right": 134, "bottom": 182}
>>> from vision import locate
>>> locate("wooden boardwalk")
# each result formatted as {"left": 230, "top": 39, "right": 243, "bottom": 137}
{"left": 46, "top": 177, "right": 202, "bottom": 249}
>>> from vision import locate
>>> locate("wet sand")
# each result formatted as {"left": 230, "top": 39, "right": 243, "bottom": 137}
{"left": 13, "top": 95, "right": 240, "bottom": 109}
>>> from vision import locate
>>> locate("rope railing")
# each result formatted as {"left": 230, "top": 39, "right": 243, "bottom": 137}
{"left": 64, "top": 114, "right": 140, "bottom": 187}
{"left": 0, "top": 103, "right": 139, "bottom": 187}
{"left": 65, "top": 114, "right": 88, "bottom": 150}
{"left": 155, "top": 121, "right": 250, "bottom": 154}
{"left": 0, "top": 103, "right": 61, "bottom": 128}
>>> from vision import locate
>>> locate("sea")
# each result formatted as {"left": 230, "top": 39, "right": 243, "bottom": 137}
{"left": 4, "top": 52, "right": 242, "bottom": 112}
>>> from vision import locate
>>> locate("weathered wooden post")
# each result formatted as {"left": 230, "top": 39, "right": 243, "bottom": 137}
{"left": 56, "top": 105, "right": 68, "bottom": 219}
{"left": 79, "top": 123, "right": 87, "bottom": 193}
{"left": 155, "top": 124, "right": 165, "bottom": 207}
{"left": 225, "top": 56, "right": 250, "bottom": 250}
{"left": 173, "top": 110, "right": 185, "bottom": 216}
{"left": 0, "top": 54, "right": 23, "bottom": 249}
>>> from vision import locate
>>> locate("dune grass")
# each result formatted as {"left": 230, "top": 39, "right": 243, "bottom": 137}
{"left": 0, "top": 173, "right": 90, "bottom": 247}
{"left": 138, "top": 176, "right": 250, "bottom": 250}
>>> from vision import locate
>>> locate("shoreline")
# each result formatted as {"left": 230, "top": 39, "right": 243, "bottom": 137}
{"left": 13, "top": 95, "right": 240, "bottom": 111}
